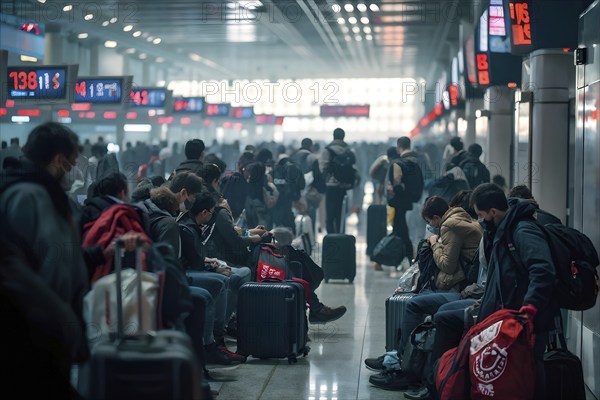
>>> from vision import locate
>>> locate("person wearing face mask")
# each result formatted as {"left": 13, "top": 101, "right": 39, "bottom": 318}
{"left": 367, "top": 195, "right": 482, "bottom": 391}
{"left": 0, "top": 122, "right": 90, "bottom": 395}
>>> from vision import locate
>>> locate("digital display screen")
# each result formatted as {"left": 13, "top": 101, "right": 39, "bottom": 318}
{"left": 7, "top": 66, "right": 66, "bottom": 99}
{"left": 255, "top": 114, "right": 275, "bottom": 124}
{"left": 275, "top": 116, "right": 284, "bottom": 125}
{"left": 489, "top": 0, "right": 506, "bottom": 36}
{"left": 75, "top": 78, "right": 123, "bottom": 103}
{"left": 230, "top": 106, "right": 254, "bottom": 119}
{"left": 205, "top": 103, "right": 231, "bottom": 117}
{"left": 130, "top": 88, "right": 167, "bottom": 108}
{"left": 465, "top": 35, "right": 477, "bottom": 85}
{"left": 173, "top": 96, "right": 204, "bottom": 113}
{"left": 320, "top": 105, "right": 370, "bottom": 117}
{"left": 505, "top": 0, "right": 533, "bottom": 54}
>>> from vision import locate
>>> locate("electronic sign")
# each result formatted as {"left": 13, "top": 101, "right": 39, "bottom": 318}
{"left": 6, "top": 64, "right": 78, "bottom": 102}
{"left": 129, "top": 87, "right": 169, "bottom": 108}
{"left": 255, "top": 114, "right": 275, "bottom": 124}
{"left": 320, "top": 105, "right": 370, "bottom": 117}
{"left": 75, "top": 76, "right": 132, "bottom": 104}
{"left": 275, "top": 116, "right": 284, "bottom": 125}
{"left": 230, "top": 106, "right": 254, "bottom": 119}
{"left": 205, "top": 103, "right": 231, "bottom": 117}
{"left": 172, "top": 96, "right": 204, "bottom": 113}
{"left": 0, "top": 50, "right": 7, "bottom": 104}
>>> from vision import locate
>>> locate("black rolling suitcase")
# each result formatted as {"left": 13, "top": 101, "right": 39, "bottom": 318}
{"left": 385, "top": 293, "right": 416, "bottom": 351}
{"left": 87, "top": 239, "right": 202, "bottom": 400}
{"left": 236, "top": 281, "right": 310, "bottom": 363}
{"left": 367, "top": 204, "right": 387, "bottom": 256}
{"left": 322, "top": 233, "right": 356, "bottom": 283}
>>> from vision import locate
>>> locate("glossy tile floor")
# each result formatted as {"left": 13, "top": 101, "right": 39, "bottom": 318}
{"left": 212, "top": 222, "right": 408, "bottom": 400}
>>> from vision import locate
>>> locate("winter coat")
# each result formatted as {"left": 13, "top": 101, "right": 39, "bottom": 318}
{"left": 431, "top": 207, "right": 482, "bottom": 290}
{"left": 319, "top": 139, "right": 353, "bottom": 188}
{"left": 136, "top": 198, "right": 180, "bottom": 254}
{"left": 174, "top": 159, "right": 204, "bottom": 176}
{"left": 205, "top": 207, "right": 253, "bottom": 265}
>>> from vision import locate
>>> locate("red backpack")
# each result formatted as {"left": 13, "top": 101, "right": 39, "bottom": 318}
{"left": 436, "top": 309, "right": 536, "bottom": 400}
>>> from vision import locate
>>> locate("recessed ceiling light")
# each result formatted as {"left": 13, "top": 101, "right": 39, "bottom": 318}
{"left": 84, "top": 14, "right": 93, "bottom": 21}
{"left": 78, "top": 33, "right": 88, "bottom": 39}
{"left": 139, "top": 53, "right": 147, "bottom": 60}
{"left": 355, "top": 35, "right": 362, "bottom": 41}
{"left": 123, "top": 25, "right": 133, "bottom": 32}
{"left": 357, "top": 4, "right": 367, "bottom": 12}
{"left": 104, "top": 40, "right": 118, "bottom": 48}
{"left": 152, "top": 38, "right": 161, "bottom": 44}
{"left": 360, "top": 17, "right": 369, "bottom": 24}
{"left": 331, "top": 4, "right": 341, "bottom": 13}
{"left": 133, "top": 31, "right": 142, "bottom": 37}
{"left": 344, "top": 4, "right": 354, "bottom": 12}
{"left": 352, "top": 26, "right": 360, "bottom": 33}
{"left": 366, "top": 35, "right": 373, "bottom": 40}
{"left": 348, "top": 17, "right": 357, "bottom": 24}
{"left": 369, "top": 4, "right": 379, "bottom": 12}
{"left": 125, "top": 48, "right": 136, "bottom": 54}
{"left": 20, "top": 55, "right": 38, "bottom": 62}
{"left": 102, "top": 21, "right": 110, "bottom": 27}
{"left": 37, "top": 0, "right": 46, "bottom": 3}
{"left": 337, "top": 17, "right": 345, "bottom": 24}
{"left": 189, "top": 53, "right": 202, "bottom": 62}
{"left": 63, "top": 5, "right": 72, "bottom": 12}
{"left": 341, "top": 26, "right": 349, "bottom": 33}
{"left": 146, "top": 36, "right": 154, "bottom": 42}
{"left": 363, "top": 26, "right": 372, "bottom": 33}
{"left": 156, "top": 57, "right": 164, "bottom": 63}
{"left": 110, "top": 17, "right": 117, "bottom": 23}
{"left": 344, "top": 35, "right": 352, "bottom": 42}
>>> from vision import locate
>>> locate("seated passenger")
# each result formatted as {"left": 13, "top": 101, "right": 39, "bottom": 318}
{"left": 80, "top": 172, "right": 130, "bottom": 230}
{"left": 367, "top": 195, "right": 482, "bottom": 391}
{"left": 507, "top": 184, "right": 562, "bottom": 225}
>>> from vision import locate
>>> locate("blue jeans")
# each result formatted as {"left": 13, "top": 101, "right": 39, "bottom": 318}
{"left": 227, "top": 266, "right": 251, "bottom": 321}
{"left": 186, "top": 271, "right": 228, "bottom": 337}
{"left": 399, "top": 291, "right": 460, "bottom": 357}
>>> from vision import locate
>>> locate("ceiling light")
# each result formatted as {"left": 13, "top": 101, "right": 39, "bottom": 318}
{"left": 357, "top": 3, "right": 367, "bottom": 12}
{"left": 110, "top": 17, "right": 117, "bottom": 23}
{"left": 152, "top": 38, "right": 161, "bottom": 44}
{"left": 102, "top": 21, "right": 110, "bottom": 27}
{"left": 355, "top": 35, "right": 362, "bottom": 41}
{"left": 37, "top": 0, "right": 46, "bottom": 3}
{"left": 369, "top": 4, "right": 379, "bottom": 12}
{"left": 63, "top": 5, "right": 72, "bottom": 12}
{"left": 344, "top": 35, "right": 352, "bottom": 42}
{"left": 331, "top": 4, "right": 341, "bottom": 13}
{"left": 84, "top": 14, "right": 93, "bottom": 21}
{"left": 146, "top": 36, "right": 154, "bottom": 42}
{"left": 341, "top": 26, "right": 349, "bottom": 33}
{"left": 125, "top": 48, "right": 136, "bottom": 54}
{"left": 337, "top": 17, "right": 345, "bottom": 24}
{"left": 360, "top": 17, "right": 369, "bottom": 24}
{"left": 104, "top": 40, "right": 118, "bottom": 48}
{"left": 344, "top": 4, "right": 354, "bottom": 12}
{"left": 156, "top": 57, "right": 164, "bottom": 63}
{"left": 352, "top": 26, "right": 360, "bottom": 33}
{"left": 139, "top": 53, "right": 147, "bottom": 60}
{"left": 189, "top": 53, "right": 202, "bottom": 62}
{"left": 20, "top": 55, "right": 37, "bottom": 62}
{"left": 363, "top": 26, "right": 371, "bottom": 33}
{"left": 123, "top": 25, "right": 133, "bottom": 32}
{"left": 366, "top": 35, "right": 373, "bottom": 40}
{"left": 348, "top": 17, "right": 357, "bottom": 24}
{"left": 78, "top": 33, "right": 88, "bottom": 39}
{"left": 133, "top": 31, "right": 142, "bottom": 37}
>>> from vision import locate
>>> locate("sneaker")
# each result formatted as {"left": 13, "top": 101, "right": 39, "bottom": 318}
{"left": 309, "top": 305, "right": 347, "bottom": 324}
{"left": 364, "top": 354, "right": 385, "bottom": 371}
{"left": 217, "top": 345, "right": 247, "bottom": 363}
{"left": 369, "top": 370, "right": 416, "bottom": 391}
{"left": 404, "top": 386, "right": 430, "bottom": 400}
{"left": 204, "top": 342, "right": 241, "bottom": 366}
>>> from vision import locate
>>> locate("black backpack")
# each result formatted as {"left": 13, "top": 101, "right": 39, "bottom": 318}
{"left": 273, "top": 159, "right": 305, "bottom": 201}
{"left": 327, "top": 147, "right": 357, "bottom": 186}
{"left": 428, "top": 174, "right": 469, "bottom": 203}
{"left": 508, "top": 222, "right": 599, "bottom": 311}
{"left": 220, "top": 171, "right": 248, "bottom": 220}
{"left": 387, "top": 157, "right": 424, "bottom": 207}
{"left": 459, "top": 158, "right": 490, "bottom": 188}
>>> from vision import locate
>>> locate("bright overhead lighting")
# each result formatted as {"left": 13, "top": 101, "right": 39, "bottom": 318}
{"left": 344, "top": 35, "right": 352, "bottom": 42}
{"left": 20, "top": 55, "right": 37, "bottom": 62}
{"left": 110, "top": 17, "right": 117, "bottom": 23}
{"left": 12, "top": 116, "right": 30, "bottom": 123}
{"left": 189, "top": 53, "right": 202, "bottom": 62}
{"left": 63, "top": 5, "right": 73, "bottom": 12}
{"left": 133, "top": 31, "right": 142, "bottom": 37}
{"left": 146, "top": 36, "right": 154, "bottom": 42}
{"left": 124, "top": 124, "right": 152, "bottom": 133}
{"left": 360, "top": 17, "right": 369, "bottom": 24}
{"left": 84, "top": 14, "right": 93, "bottom": 21}
{"left": 355, "top": 35, "right": 362, "bottom": 41}
{"left": 363, "top": 26, "right": 371, "bottom": 33}
{"left": 352, "top": 26, "right": 360, "bottom": 33}
{"left": 337, "top": 17, "right": 345, "bottom": 24}
{"left": 78, "top": 33, "right": 88, "bottom": 39}
{"left": 366, "top": 35, "right": 373, "bottom": 40}
{"left": 37, "top": 0, "right": 46, "bottom": 3}
{"left": 348, "top": 17, "right": 357, "bottom": 24}
{"left": 357, "top": 3, "right": 367, "bottom": 12}
{"left": 331, "top": 4, "right": 341, "bottom": 13}
{"left": 152, "top": 38, "right": 161, "bottom": 44}
{"left": 341, "top": 26, "right": 349, "bottom": 33}
{"left": 156, "top": 57, "right": 164, "bottom": 63}
{"left": 104, "top": 40, "right": 118, "bottom": 48}
{"left": 102, "top": 21, "right": 110, "bottom": 27}
{"left": 369, "top": 4, "right": 379, "bottom": 12}
{"left": 123, "top": 25, "right": 133, "bottom": 32}
{"left": 139, "top": 53, "right": 147, "bottom": 60}
{"left": 125, "top": 48, "right": 136, "bottom": 54}
{"left": 344, "top": 4, "right": 354, "bottom": 12}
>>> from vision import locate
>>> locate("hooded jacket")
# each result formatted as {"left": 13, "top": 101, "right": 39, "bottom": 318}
{"left": 136, "top": 198, "right": 180, "bottom": 254}
{"left": 319, "top": 139, "right": 354, "bottom": 188}
{"left": 431, "top": 207, "right": 482, "bottom": 290}
{"left": 478, "top": 198, "right": 557, "bottom": 332}
{"left": 174, "top": 159, "right": 203, "bottom": 176}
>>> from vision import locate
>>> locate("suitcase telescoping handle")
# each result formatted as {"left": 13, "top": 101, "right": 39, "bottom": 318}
{"left": 114, "top": 236, "right": 144, "bottom": 339}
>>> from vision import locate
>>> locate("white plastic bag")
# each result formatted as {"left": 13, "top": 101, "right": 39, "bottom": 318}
{"left": 396, "top": 261, "right": 420, "bottom": 293}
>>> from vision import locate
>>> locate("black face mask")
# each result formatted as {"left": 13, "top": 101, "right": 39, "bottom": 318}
{"left": 184, "top": 199, "right": 193, "bottom": 211}
{"left": 479, "top": 218, "right": 496, "bottom": 233}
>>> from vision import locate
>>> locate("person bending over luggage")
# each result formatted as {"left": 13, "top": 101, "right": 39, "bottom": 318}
{"left": 367, "top": 195, "right": 481, "bottom": 391}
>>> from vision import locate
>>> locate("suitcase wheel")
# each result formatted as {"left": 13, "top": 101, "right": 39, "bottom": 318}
{"left": 302, "top": 347, "right": 310, "bottom": 357}
{"left": 288, "top": 356, "right": 298, "bottom": 364}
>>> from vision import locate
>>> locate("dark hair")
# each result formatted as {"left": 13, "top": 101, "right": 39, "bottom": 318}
{"left": 255, "top": 148, "right": 273, "bottom": 165}
{"left": 492, "top": 174, "right": 506, "bottom": 188}
{"left": 397, "top": 136, "right": 411, "bottom": 150}
{"left": 244, "top": 144, "right": 256, "bottom": 154}
{"left": 23, "top": 122, "right": 80, "bottom": 166}
{"left": 508, "top": 184, "right": 533, "bottom": 200}
{"left": 422, "top": 196, "right": 449, "bottom": 220}
{"left": 189, "top": 191, "right": 217, "bottom": 216}
{"left": 126, "top": 141, "right": 132, "bottom": 149}
{"left": 150, "top": 186, "right": 179, "bottom": 214}
{"left": 93, "top": 172, "right": 128, "bottom": 198}
{"left": 184, "top": 139, "right": 205, "bottom": 160}
{"left": 131, "top": 179, "right": 154, "bottom": 202}
{"left": 201, "top": 163, "right": 222, "bottom": 185}
{"left": 470, "top": 183, "right": 508, "bottom": 212}
{"left": 91, "top": 143, "right": 108, "bottom": 158}
{"left": 301, "top": 138, "right": 313, "bottom": 149}
{"left": 468, "top": 143, "right": 483, "bottom": 158}
{"left": 204, "top": 153, "right": 226, "bottom": 174}
{"left": 1, "top": 141, "right": 6, "bottom": 149}
{"left": 386, "top": 146, "right": 398, "bottom": 159}
{"left": 169, "top": 171, "right": 205, "bottom": 195}
{"left": 150, "top": 175, "right": 166, "bottom": 187}
{"left": 10, "top": 137, "right": 19, "bottom": 145}
{"left": 450, "top": 137, "right": 463, "bottom": 151}
{"left": 449, "top": 190, "right": 476, "bottom": 218}
{"left": 237, "top": 151, "right": 255, "bottom": 171}
{"left": 333, "top": 128, "right": 345, "bottom": 140}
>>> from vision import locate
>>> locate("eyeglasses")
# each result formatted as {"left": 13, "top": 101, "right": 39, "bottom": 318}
{"left": 205, "top": 208, "right": 215, "bottom": 215}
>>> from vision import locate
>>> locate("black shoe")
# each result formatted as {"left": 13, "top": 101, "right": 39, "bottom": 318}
{"left": 364, "top": 354, "right": 385, "bottom": 371}
{"left": 204, "top": 342, "right": 241, "bottom": 366}
{"left": 226, "top": 314, "right": 238, "bottom": 338}
{"left": 369, "top": 370, "right": 415, "bottom": 391}
{"left": 404, "top": 386, "right": 430, "bottom": 400}
{"left": 309, "top": 305, "right": 347, "bottom": 324}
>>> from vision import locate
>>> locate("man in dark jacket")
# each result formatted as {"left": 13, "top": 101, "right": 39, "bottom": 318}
{"left": 459, "top": 143, "right": 490, "bottom": 189}
{"left": 471, "top": 183, "right": 557, "bottom": 399}
{"left": 508, "top": 184, "right": 562, "bottom": 225}
{"left": 175, "top": 139, "right": 205, "bottom": 176}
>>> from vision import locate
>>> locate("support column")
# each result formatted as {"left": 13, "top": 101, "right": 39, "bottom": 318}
{"left": 484, "top": 86, "right": 514, "bottom": 182}
{"left": 89, "top": 39, "right": 99, "bottom": 75}
{"left": 530, "top": 49, "right": 574, "bottom": 223}
{"left": 43, "top": 24, "right": 62, "bottom": 64}
{"left": 465, "top": 98, "right": 483, "bottom": 147}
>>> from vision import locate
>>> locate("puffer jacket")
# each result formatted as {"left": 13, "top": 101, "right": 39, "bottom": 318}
{"left": 431, "top": 207, "right": 482, "bottom": 290}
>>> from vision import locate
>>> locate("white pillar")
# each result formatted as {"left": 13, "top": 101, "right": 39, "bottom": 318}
{"left": 484, "top": 86, "right": 514, "bottom": 182}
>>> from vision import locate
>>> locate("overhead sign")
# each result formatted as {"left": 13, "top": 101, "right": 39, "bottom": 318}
{"left": 255, "top": 114, "right": 275, "bottom": 124}
{"left": 320, "top": 105, "right": 370, "bottom": 117}
{"left": 173, "top": 96, "right": 204, "bottom": 113}
{"left": 230, "top": 106, "right": 254, "bottom": 119}
{"left": 129, "top": 87, "right": 169, "bottom": 108}
{"left": 205, "top": 103, "right": 231, "bottom": 117}
{"left": 75, "top": 76, "right": 132, "bottom": 104}
{"left": 6, "top": 64, "right": 77, "bottom": 102}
